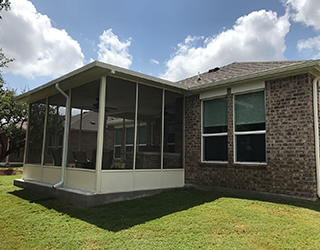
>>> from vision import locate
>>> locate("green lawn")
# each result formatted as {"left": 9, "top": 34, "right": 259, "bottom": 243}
{"left": 1, "top": 175, "right": 320, "bottom": 250}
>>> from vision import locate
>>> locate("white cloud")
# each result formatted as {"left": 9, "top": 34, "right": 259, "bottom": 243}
{"left": 284, "top": 0, "right": 320, "bottom": 30}
{"left": 284, "top": 0, "right": 320, "bottom": 59}
{"left": 297, "top": 36, "right": 320, "bottom": 59}
{"left": 150, "top": 59, "right": 159, "bottom": 65}
{"left": 0, "top": 0, "right": 84, "bottom": 78}
{"left": 160, "top": 10, "right": 290, "bottom": 81}
{"left": 97, "top": 29, "right": 132, "bottom": 68}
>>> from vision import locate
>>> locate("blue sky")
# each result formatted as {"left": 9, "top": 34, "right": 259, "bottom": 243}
{"left": 1, "top": 0, "right": 320, "bottom": 93}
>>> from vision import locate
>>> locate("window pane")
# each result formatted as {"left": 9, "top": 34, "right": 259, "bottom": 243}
{"left": 203, "top": 97, "right": 227, "bottom": 133}
{"left": 139, "top": 126, "right": 147, "bottom": 144}
{"left": 164, "top": 91, "right": 183, "bottom": 169}
{"left": 236, "top": 134, "right": 266, "bottom": 162}
{"left": 67, "top": 80, "right": 100, "bottom": 169}
{"left": 26, "top": 99, "right": 46, "bottom": 164}
{"left": 203, "top": 136, "right": 227, "bottom": 161}
{"left": 126, "top": 127, "right": 134, "bottom": 144}
{"left": 137, "top": 84, "right": 162, "bottom": 169}
{"left": 235, "top": 91, "right": 265, "bottom": 131}
{"left": 115, "top": 130, "right": 122, "bottom": 145}
{"left": 114, "top": 146, "right": 121, "bottom": 159}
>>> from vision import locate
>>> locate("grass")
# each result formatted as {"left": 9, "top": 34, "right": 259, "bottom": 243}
{"left": 1, "top": 175, "right": 320, "bottom": 250}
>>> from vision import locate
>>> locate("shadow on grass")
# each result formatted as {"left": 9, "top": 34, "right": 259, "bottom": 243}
{"left": 9, "top": 187, "right": 320, "bottom": 232}
{"left": 9, "top": 187, "right": 221, "bottom": 232}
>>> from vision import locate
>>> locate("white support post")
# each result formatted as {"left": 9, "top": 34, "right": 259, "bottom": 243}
{"left": 182, "top": 95, "right": 186, "bottom": 183}
{"left": 161, "top": 89, "right": 165, "bottom": 171}
{"left": 121, "top": 119, "right": 125, "bottom": 162}
{"left": 40, "top": 97, "right": 49, "bottom": 181}
{"left": 95, "top": 76, "right": 107, "bottom": 193}
{"left": 160, "top": 89, "right": 165, "bottom": 188}
{"left": 78, "top": 109, "right": 83, "bottom": 151}
{"left": 132, "top": 82, "right": 139, "bottom": 189}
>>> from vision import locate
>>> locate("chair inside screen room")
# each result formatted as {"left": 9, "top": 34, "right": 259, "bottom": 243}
{"left": 72, "top": 151, "right": 93, "bottom": 169}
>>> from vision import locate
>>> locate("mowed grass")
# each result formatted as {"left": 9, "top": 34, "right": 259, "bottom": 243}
{"left": 1, "top": 175, "right": 320, "bottom": 250}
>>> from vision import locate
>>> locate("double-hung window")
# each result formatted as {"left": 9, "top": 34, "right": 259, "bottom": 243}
{"left": 114, "top": 126, "right": 147, "bottom": 158}
{"left": 234, "top": 91, "right": 266, "bottom": 163}
{"left": 202, "top": 97, "right": 228, "bottom": 162}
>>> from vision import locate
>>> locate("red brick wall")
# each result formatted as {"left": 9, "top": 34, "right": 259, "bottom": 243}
{"left": 185, "top": 73, "right": 318, "bottom": 199}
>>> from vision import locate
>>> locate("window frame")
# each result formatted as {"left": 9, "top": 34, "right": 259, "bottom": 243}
{"left": 114, "top": 125, "right": 148, "bottom": 159}
{"left": 233, "top": 90, "right": 267, "bottom": 165}
{"left": 201, "top": 96, "right": 228, "bottom": 163}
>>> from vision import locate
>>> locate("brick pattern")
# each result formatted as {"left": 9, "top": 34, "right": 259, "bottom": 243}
{"left": 185, "top": 73, "right": 318, "bottom": 199}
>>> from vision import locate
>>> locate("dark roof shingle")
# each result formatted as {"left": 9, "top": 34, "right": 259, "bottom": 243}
{"left": 177, "top": 60, "right": 313, "bottom": 87}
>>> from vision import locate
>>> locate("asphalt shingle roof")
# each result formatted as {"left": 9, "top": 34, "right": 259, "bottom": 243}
{"left": 177, "top": 60, "right": 312, "bottom": 88}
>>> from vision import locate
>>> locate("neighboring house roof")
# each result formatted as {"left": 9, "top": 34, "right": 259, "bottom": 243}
{"left": 70, "top": 111, "right": 117, "bottom": 131}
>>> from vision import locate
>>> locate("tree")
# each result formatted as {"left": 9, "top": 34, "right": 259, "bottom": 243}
{"left": 0, "top": 0, "right": 27, "bottom": 162}
{"left": 0, "top": 0, "right": 10, "bottom": 19}
{"left": 0, "top": 48, "right": 14, "bottom": 87}
{"left": 0, "top": 88, "right": 28, "bottom": 162}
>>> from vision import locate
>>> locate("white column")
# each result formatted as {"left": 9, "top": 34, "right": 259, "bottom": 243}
{"left": 182, "top": 95, "right": 186, "bottom": 185}
{"left": 160, "top": 89, "right": 165, "bottom": 188}
{"left": 132, "top": 82, "right": 139, "bottom": 190}
{"left": 95, "top": 76, "right": 107, "bottom": 193}
{"left": 41, "top": 98, "right": 49, "bottom": 181}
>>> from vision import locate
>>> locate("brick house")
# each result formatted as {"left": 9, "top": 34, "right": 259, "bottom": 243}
{"left": 181, "top": 61, "right": 320, "bottom": 200}
{"left": 15, "top": 59, "right": 320, "bottom": 206}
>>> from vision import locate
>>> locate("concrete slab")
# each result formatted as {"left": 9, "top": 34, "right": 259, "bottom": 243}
{"left": 14, "top": 179, "right": 172, "bottom": 207}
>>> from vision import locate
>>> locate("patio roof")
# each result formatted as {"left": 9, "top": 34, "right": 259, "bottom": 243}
{"left": 17, "top": 61, "right": 189, "bottom": 103}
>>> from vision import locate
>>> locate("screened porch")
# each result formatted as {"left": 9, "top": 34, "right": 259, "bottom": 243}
{"left": 20, "top": 62, "right": 185, "bottom": 195}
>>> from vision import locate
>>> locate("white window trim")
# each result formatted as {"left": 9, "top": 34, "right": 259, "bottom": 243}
{"left": 114, "top": 126, "right": 148, "bottom": 159}
{"left": 201, "top": 98, "right": 228, "bottom": 164}
{"left": 233, "top": 90, "right": 267, "bottom": 165}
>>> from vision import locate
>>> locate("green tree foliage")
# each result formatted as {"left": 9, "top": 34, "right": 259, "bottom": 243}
{"left": 0, "top": 88, "right": 28, "bottom": 161}
{"left": 0, "top": 0, "right": 10, "bottom": 19}
{"left": 0, "top": 48, "right": 14, "bottom": 87}
{"left": 0, "top": 1, "right": 28, "bottom": 162}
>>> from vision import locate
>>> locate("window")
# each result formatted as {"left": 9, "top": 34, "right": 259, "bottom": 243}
{"left": 234, "top": 91, "right": 266, "bottom": 163}
{"left": 114, "top": 126, "right": 147, "bottom": 158}
{"left": 202, "top": 97, "right": 228, "bottom": 162}
{"left": 114, "top": 130, "right": 122, "bottom": 159}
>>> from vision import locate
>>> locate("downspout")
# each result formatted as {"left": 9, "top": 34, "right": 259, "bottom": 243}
{"left": 313, "top": 75, "right": 320, "bottom": 197}
{"left": 53, "top": 83, "right": 70, "bottom": 189}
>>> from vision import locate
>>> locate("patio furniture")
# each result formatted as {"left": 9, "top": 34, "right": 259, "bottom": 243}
{"left": 102, "top": 149, "right": 113, "bottom": 169}
{"left": 72, "top": 151, "right": 93, "bottom": 169}
{"left": 51, "top": 148, "right": 62, "bottom": 166}
{"left": 91, "top": 149, "right": 114, "bottom": 169}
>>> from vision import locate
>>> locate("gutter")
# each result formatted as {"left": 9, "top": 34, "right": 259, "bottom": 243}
{"left": 52, "top": 83, "right": 70, "bottom": 189}
{"left": 313, "top": 76, "right": 320, "bottom": 198}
